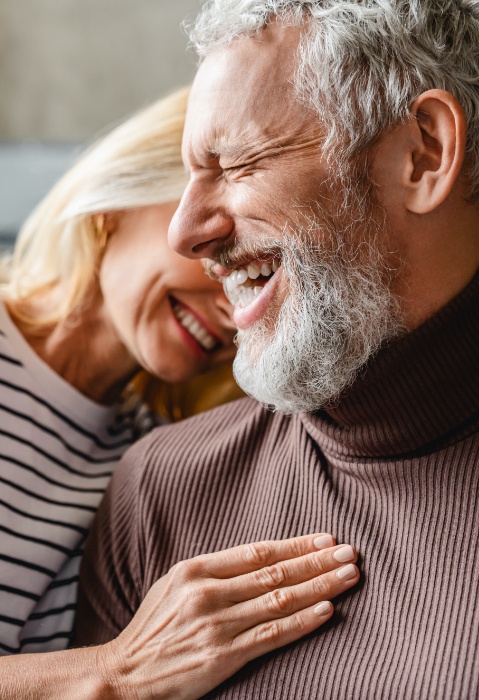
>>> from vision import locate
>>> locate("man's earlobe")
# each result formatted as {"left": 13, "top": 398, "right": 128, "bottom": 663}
{"left": 405, "top": 89, "right": 467, "bottom": 214}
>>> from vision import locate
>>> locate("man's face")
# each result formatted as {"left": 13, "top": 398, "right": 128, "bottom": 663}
{"left": 169, "top": 23, "right": 403, "bottom": 412}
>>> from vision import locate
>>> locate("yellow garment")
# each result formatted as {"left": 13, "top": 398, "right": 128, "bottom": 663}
{"left": 133, "top": 363, "right": 245, "bottom": 423}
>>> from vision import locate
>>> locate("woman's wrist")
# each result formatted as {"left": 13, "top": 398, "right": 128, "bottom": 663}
{"left": 99, "top": 634, "right": 176, "bottom": 700}
{"left": 92, "top": 640, "right": 132, "bottom": 700}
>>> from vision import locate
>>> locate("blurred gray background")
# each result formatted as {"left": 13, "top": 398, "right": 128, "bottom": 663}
{"left": 0, "top": 0, "right": 201, "bottom": 248}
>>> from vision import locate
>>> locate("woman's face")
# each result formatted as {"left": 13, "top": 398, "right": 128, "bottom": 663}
{"left": 98, "top": 202, "right": 237, "bottom": 383}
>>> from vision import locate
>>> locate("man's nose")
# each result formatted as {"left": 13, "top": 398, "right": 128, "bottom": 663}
{"left": 168, "top": 181, "right": 233, "bottom": 259}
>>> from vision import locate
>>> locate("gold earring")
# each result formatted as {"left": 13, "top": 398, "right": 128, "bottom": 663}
{"left": 95, "top": 214, "right": 108, "bottom": 251}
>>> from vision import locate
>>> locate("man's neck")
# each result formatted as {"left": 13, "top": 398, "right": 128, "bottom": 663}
{"left": 310, "top": 269, "right": 479, "bottom": 458}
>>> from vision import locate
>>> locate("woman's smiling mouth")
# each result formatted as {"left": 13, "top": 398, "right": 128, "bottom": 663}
{"left": 170, "top": 297, "right": 220, "bottom": 351}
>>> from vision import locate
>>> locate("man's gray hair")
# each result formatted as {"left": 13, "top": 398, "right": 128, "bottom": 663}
{"left": 188, "top": 0, "right": 479, "bottom": 197}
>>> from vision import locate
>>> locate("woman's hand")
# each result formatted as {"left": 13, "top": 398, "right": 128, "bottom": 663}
{"left": 0, "top": 533, "right": 359, "bottom": 700}
{"left": 101, "top": 533, "right": 360, "bottom": 700}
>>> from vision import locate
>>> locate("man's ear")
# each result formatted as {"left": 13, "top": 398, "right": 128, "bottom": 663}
{"left": 405, "top": 89, "right": 467, "bottom": 214}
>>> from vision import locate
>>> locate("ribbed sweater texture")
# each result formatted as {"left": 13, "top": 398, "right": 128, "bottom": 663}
{"left": 77, "top": 273, "right": 479, "bottom": 699}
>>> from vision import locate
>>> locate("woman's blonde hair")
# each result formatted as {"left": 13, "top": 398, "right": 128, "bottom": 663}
{"left": 0, "top": 86, "right": 190, "bottom": 327}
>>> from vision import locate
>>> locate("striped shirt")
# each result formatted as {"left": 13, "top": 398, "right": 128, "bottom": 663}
{"left": 0, "top": 302, "right": 138, "bottom": 654}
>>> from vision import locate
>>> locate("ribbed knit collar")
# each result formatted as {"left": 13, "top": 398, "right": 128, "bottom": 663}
{"left": 300, "top": 270, "right": 479, "bottom": 460}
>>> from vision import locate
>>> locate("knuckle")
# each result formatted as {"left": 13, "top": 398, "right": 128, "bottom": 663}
{"left": 256, "top": 563, "right": 286, "bottom": 589}
{"left": 184, "top": 582, "right": 215, "bottom": 613}
{"left": 199, "top": 644, "right": 219, "bottom": 672}
{"left": 255, "top": 620, "right": 282, "bottom": 647}
{"left": 191, "top": 632, "right": 226, "bottom": 674}
{"left": 288, "top": 536, "right": 307, "bottom": 559}
{"left": 266, "top": 587, "right": 295, "bottom": 615}
{"left": 243, "top": 541, "right": 273, "bottom": 567}
{"left": 170, "top": 557, "right": 202, "bottom": 585}
{"left": 306, "top": 552, "right": 327, "bottom": 577}
{"left": 311, "top": 574, "right": 332, "bottom": 599}
{"left": 289, "top": 611, "right": 308, "bottom": 635}
{"left": 169, "top": 557, "right": 206, "bottom": 588}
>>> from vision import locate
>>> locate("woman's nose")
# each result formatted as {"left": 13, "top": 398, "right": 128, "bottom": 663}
{"left": 168, "top": 181, "right": 234, "bottom": 260}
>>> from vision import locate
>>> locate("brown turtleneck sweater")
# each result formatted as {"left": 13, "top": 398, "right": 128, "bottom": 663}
{"left": 77, "top": 273, "right": 479, "bottom": 699}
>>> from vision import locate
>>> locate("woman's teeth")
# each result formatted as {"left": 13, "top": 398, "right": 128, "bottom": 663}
{"left": 224, "top": 259, "right": 280, "bottom": 307}
{"left": 173, "top": 306, "right": 217, "bottom": 350}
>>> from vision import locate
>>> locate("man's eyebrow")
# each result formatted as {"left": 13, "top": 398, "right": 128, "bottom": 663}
{"left": 209, "top": 134, "right": 302, "bottom": 163}
{"left": 208, "top": 139, "right": 244, "bottom": 160}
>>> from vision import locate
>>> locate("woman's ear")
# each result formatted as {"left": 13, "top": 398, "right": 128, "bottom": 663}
{"left": 405, "top": 89, "right": 467, "bottom": 214}
{"left": 93, "top": 212, "right": 119, "bottom": 251}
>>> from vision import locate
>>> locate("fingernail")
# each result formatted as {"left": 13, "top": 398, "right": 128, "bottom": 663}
{"left": 336, "top": 564, "right": 357, "bottom": 581}
{"left": 314, "top": 601, "right": 333, "bottom": 616}
{"left": 333, "top": 545, "right": 355, "bottom": 563}
{"left": 314, "top": 534, "right": 334, "bottom": 550}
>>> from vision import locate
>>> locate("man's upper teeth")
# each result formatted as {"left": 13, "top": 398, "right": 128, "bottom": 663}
{"left": 174, "top": 306, "right": 216, "bottom": 350}
{"left": 260, "top": 262, "right": 272, "bottom": 276}
{"left": 247, "top": 263, "right": 261, "bottom": 279}
{"left": 223, "top": 260, "right": 280, "bottom": 306}
{"left": 236, "top": 269, "right": 248, "bottom": 285}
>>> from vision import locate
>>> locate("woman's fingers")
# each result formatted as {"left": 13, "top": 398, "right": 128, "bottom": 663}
{"left": 196, "top": 533, "right": 336, "bottom": 579}
{"left": 225, "top": 544, "right": 358, "bottom": 602}
{"left": 235, "top": 600, "right": 335, "bottom": 663}
{"left": 231, "top": 560, "right": 359, "bottom": 630}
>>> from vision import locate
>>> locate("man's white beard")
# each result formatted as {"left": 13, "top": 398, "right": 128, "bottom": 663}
{"left": 233, "top": 206, "right": 405, "bottom": 414}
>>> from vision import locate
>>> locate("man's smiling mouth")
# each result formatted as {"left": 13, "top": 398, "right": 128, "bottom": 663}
{"left": 223, "top": 258, "right": 281, "bottom": 307}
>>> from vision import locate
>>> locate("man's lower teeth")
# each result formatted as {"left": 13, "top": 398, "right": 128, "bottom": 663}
{"left": 238, "top": 286, "right": 263, "bottom": 306}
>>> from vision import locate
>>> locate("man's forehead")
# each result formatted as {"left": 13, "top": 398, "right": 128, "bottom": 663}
{"left": 183, "top": 23, "right": 313, "bottom": 160}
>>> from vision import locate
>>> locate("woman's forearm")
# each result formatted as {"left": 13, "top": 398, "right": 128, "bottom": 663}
{"left": 0, "top": 645, "right": 114, "bottom": 700}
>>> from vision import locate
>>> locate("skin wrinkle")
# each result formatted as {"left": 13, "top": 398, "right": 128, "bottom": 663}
{"left": 212, "top": 131, "right": 325, "bottom": 170}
